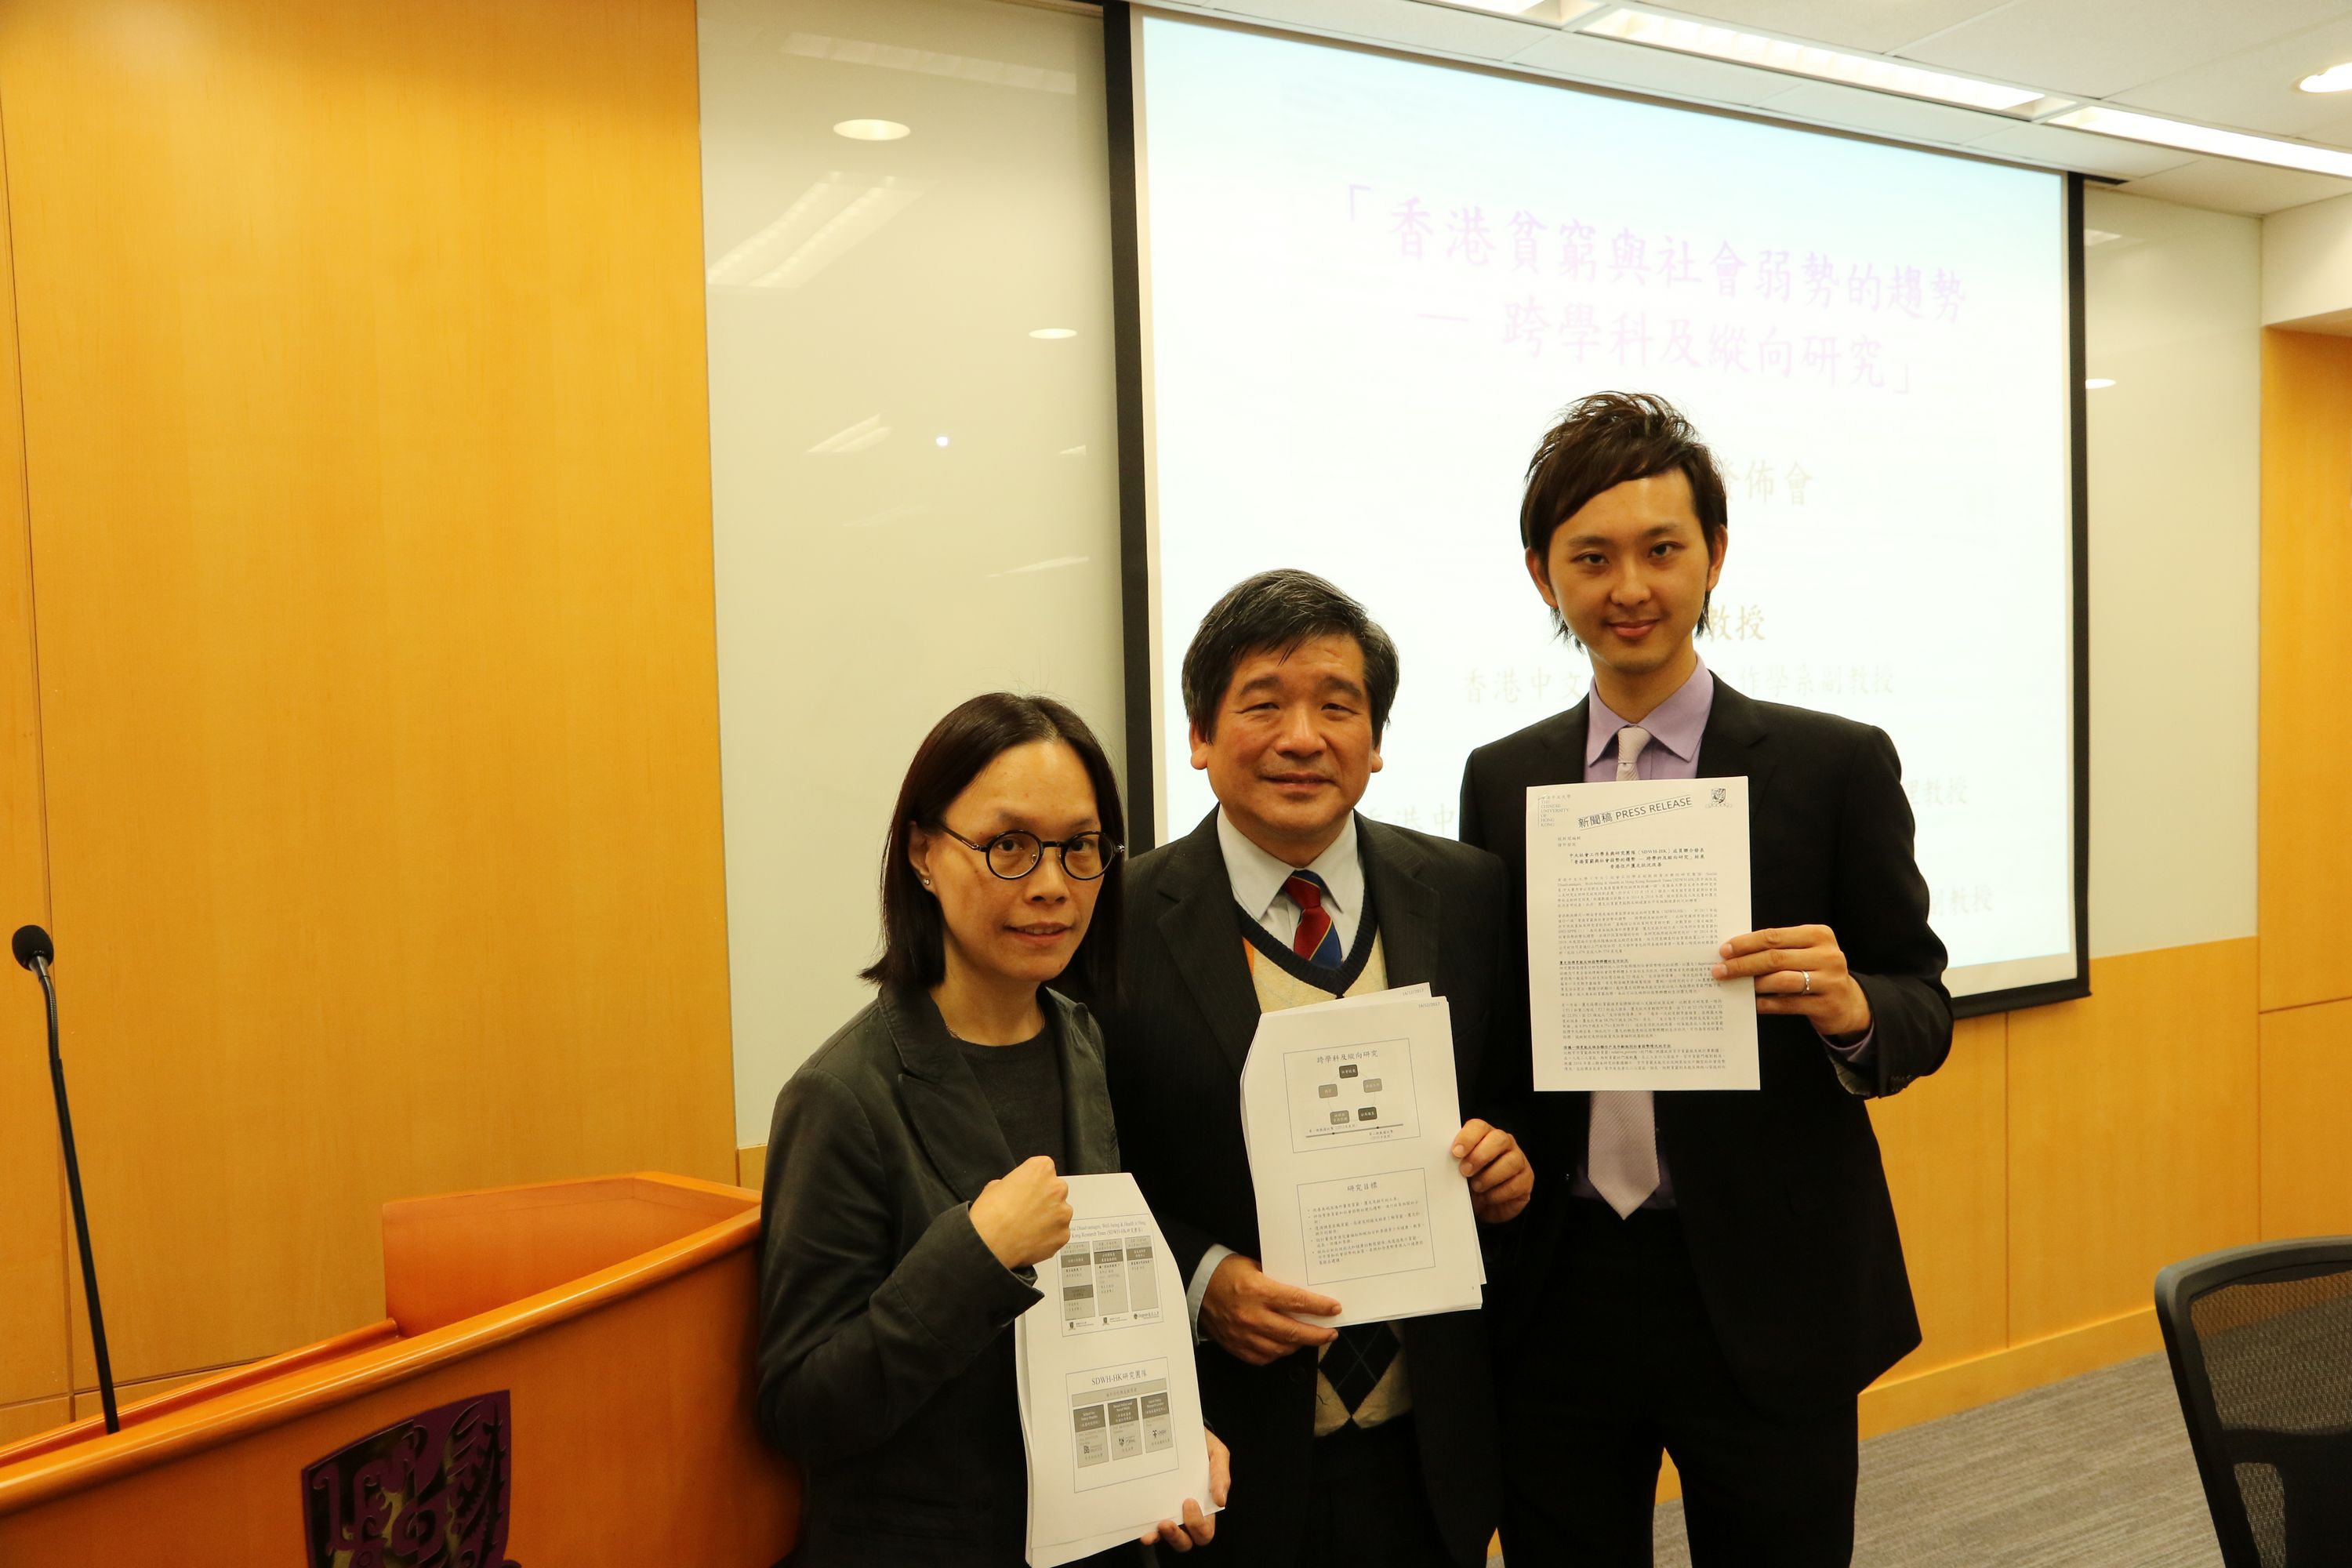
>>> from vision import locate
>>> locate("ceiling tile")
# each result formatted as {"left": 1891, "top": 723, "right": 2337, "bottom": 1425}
{"left": 1750, "top": 78, "right": 2020, "bottom": 146}
{"left": 2120, "top": 153, "right": 2352, "bottom": 214}
{"left": 1602, "top": 0, "right": 2008, "bottom": 58}
{"left": 2314, "top": 104, "right": 2352, "bottom": 144}
{"left": 1214, "top": 0, "right": 1557, "bottom": 60}
{"left": 1896, "top": 0, "right": 2347, "bottom": 102}
{"left": 1963, "top": 119, "right": 2201, "bottom": 179}
{"left": 2110, "top": 16, "right": 2352, "bottom": 139}
{"left": 1504, "top": 27, "right": 1798, "bottom": 105}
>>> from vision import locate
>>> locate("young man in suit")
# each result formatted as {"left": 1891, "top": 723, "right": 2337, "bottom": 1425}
{"left": 1459, "top": 392, "right": 1953, "bottom": 1567}
{"left": 1100, "top": 569, "right": 1534, "bottom": 1568}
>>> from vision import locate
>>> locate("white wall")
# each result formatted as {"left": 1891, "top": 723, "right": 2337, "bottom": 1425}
{"left": 2262, "top": 190, "right": 2352, "bottom": 331}
{"left": 701, "top": 0, "right": 1123, "bottom": 1144}
{"left": 702, "top": 3, "right": 2267, "bottom": 1145}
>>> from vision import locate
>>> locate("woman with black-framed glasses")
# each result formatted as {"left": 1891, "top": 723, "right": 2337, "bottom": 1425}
{"left": 754, "top": 691, "right": 1227, "bottom": 1568}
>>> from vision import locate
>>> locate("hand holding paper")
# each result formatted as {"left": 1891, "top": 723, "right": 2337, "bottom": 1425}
{"left": 1450, "top": 1118, "right": 1532, "bottom": 1223}
{"left": 1715, "top": 924, "right": 1872, "bottom": 1037}
{"left": 1138, "top": 1431, "right": 1229, "bottom": 1552}
{"left": 1198, "top": 1252, "right": 1341, "bottom": 1366}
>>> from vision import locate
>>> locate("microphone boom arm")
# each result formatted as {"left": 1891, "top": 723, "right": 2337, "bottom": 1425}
{"left": 30, "top": 951, "right": 121, "bottom": 1435}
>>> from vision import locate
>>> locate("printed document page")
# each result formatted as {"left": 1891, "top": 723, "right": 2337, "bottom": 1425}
{"left": 1016, "top": 1173, "right": 1216, "bottom": 1568}
{"left": 1524, "top": 777, "right": 1759, "bottom": 1091}
{"left": 1239, "top": 990, "right": 1484, "bottom": 1327}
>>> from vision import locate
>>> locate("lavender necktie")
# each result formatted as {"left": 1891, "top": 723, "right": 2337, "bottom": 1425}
{"left": 1588, "top": 726, "right": 1661, "bottom": 1218}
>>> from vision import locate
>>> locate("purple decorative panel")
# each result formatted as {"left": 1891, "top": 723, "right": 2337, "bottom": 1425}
{"left": 302, "top": 1391, "right": 520, "bottom": 1567}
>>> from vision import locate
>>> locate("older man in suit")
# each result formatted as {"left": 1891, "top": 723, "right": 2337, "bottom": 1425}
{"left": 1098, "top": 569, "right": 1534, "bottom": 1568}
{"left": 1461, "top": 391, "right": 1952, "bottom": 1568}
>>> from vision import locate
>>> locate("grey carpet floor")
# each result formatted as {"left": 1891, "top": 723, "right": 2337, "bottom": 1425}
{"left": 1492, "top": 1353, "right": 2220, "bottom": 1566}
{"left": 1648, "top": 1353, "right": 2220, "bottom": 1567}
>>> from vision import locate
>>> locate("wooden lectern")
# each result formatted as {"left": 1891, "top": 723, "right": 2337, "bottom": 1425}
{"left": 0, "top": 1172, "right": 801, "bottom": 1564}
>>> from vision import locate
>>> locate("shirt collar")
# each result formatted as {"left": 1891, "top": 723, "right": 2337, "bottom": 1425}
{"left": 1215, "top": 807, "right": 1364, "bottom": 926}
{"left": 1584, "top": 656, "right": 1715, "bottom": 767}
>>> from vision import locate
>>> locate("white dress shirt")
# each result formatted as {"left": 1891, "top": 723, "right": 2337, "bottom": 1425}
{"left": 1188, "top": 808, "right": 1368, "bottom": 1330}
{"left": 1214, "top": 806, "right": 1365, "bottom": 956}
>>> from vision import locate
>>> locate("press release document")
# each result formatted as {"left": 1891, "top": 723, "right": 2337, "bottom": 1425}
{"left": 1524, "top": 777, "right": 1759, "bottom": 1092}
{"left": 1238, "top": 989, "right": 1484, "bottom": 1328}
{"left": 1016, "top": 1173, "right": 1218, "bottom": 1568}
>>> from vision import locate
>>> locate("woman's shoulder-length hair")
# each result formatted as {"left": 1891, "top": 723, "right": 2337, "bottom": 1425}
{"left": 861, "top": 691, "right": 1125, "bottom": 1000}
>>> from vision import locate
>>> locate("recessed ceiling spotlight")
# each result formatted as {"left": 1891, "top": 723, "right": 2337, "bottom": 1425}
{"left": 833, "top": 119, "right": 910, "bottom": 141}
{"left": 2085, "top": 378, "right": 2116, "bottom": 390}
{"left": 2298, "top": 62, "right": 2352, "bottom": 94}
{"left": 1029, "top": 328, "right": 1078, "bottom": 339}
{"left": 935, "top": 434, "right": 951, "bottom": 448}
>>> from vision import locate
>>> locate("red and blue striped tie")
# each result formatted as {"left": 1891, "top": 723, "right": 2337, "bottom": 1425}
{"left": 1283, "top": 870, "right": 1345, "bottom": 968}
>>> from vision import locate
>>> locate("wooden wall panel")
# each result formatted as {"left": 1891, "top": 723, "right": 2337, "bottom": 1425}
{"left": 0, "top": 0, "right": 733, "bottom": 1385}
{"left": 68, "top": 1369, "right": 212, "bottom": 1423}
{"left": 0, "top": 1400, "right": 68, "bottom": 1450}
{"left": 2007, "top": 939, "right": 2259, "bottom": 1342}
{"left": 2258, "top": 328, "right": 2352, "bottom": 1013}
{"left": 2259, "top": 997, "right": 2352, "bottom": 1240}
{"left": 0, "top": 101, "right": 71, "bottom": 1414}
{"left": 1869, "top": 1014, "right": 2009, "bottom": 1379}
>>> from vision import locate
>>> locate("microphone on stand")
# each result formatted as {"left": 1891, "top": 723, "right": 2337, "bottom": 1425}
{"left": 13, "top": 924, "right": 120, "bottom": 1435}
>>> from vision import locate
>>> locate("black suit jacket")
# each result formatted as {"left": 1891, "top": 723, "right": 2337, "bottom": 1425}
{"left": 1459, "top": 679, "right": 1951, "bottom": 1417}
{"left": 755, "top": 985, "right": 1129, "bottom": 1568}
{"left": 1097, "top": 810, "right": 1515, "bottom": 1568}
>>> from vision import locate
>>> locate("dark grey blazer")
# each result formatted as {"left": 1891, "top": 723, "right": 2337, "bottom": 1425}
{"left": 1093, "top": 811, "right": 1515, "bottom": 1568}
{"left": 1460, "top": 678, "right": 1953, "bottom": 1416}
{"left": 754, "top": 985, "right": 1125, "bottom": 1568}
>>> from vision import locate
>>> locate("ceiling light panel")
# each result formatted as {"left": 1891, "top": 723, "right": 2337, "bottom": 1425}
{"left": 1426, "top": 0, "right": 1601, "bottom": 19}
{"left": 1580, "top": 9, "right": 2058, "bottom": 116}
{"left": 2045, "top": 104, "right": 2352, "bottom": 179}
{"left": 1250, "top": 0, "right": 1559, "bottom": 61}
{"left": 1509, "top": 24, "right": 1806, "bottom": 108}
{"left": 1961, "top": 120, "right": 2196, "bottom": 180}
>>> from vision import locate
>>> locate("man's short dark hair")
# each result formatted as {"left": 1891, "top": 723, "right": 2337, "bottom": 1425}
{"left": 1520, "top": 391, "right": 1730, "bottom": 636}
{"left": 1181, "top": 570, "right": 1401, "bottom": 743}
{"left": 863, "top": 692, "right": 1124, "bottom": 999}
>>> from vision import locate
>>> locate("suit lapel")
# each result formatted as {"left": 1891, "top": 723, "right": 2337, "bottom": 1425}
{"left": 1693, "top": 677, "right": 1777, "bottom": 811}
{"left": 1544, "top": 696, "right": 1594, "bottom": 791}
{"left": 1154, "top": 811, "right": 1266, "bottom": 1079}
{"left": 1358, "top": 817, "right": 1438, "bottom": 988}
{"left": 882, "top": 988, "right": 1017, "bottom": 1202}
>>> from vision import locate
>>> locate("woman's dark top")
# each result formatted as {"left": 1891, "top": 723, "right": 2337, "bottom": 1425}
{"left": 755, "top": 985, "right": 1127, "bottom": 1568}
{"left": 957, "top": 1025, "right": 1067, "bottom": 1170}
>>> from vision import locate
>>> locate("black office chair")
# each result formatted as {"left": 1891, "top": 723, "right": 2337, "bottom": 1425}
{"left": 2155, "top": 1237, "right": 2352, "bottom": 1568}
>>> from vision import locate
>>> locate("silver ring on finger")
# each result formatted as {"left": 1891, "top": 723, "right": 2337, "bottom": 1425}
{"left": 1801, "top": 970, "right": 1813, "bottom": 995}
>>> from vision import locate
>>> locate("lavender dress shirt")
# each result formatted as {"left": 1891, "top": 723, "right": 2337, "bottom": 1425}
{"left": 1570, "top": 659, "right": 1875, "bottom": 1210}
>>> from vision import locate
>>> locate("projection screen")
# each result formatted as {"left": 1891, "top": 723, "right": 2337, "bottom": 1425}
{"left": 1111, "top": 9, "right": 2087, "bottom": 1011}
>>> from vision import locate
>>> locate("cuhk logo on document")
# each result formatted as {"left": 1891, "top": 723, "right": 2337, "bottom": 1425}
{"left": 1709, "top": 788, "right": 1728, "bottom": 807}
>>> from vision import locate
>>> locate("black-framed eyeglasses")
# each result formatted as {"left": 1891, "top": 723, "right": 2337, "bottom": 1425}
{"left": 928, "top": 823, "right": 1123, "bottom": 882}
